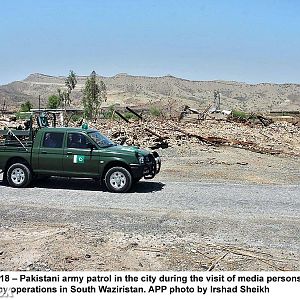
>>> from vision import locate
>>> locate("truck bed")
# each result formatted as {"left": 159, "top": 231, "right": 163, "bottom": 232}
{"left": 0, "top": 129, "right": 33, "bottom": 149}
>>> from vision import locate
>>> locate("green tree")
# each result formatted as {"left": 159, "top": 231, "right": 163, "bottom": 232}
{"left": 82, "top": 71, "right": 107, "bottom": 120}
{"left": 57, "top": 70, "right": 77, "bottom": 110}
{"left": 47, "top": 94, "right": 60, "bottom": 109}
{"left": 20, "top": 101, "right": 33, "bottom": 112}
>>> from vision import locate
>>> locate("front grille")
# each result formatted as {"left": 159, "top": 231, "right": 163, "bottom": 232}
{"left": 141, "top": 152, "right": 160, "bottom": 179}
{"left": 144, "top": 155, "right": 151, "bottom": 163}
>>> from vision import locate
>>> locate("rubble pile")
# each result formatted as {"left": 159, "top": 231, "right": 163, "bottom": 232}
{"left": 1, "top": 114, "right": 299, "bottom": 157}
{"left": 93, "top": 118, "right": 300, "bottom": 157}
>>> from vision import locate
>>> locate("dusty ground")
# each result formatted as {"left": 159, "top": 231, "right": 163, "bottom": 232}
{"left": 1, "top": 222, "right": 299, "bottom": 272}
{"left": 0, "top": 145, "right": 299, "bottom": 272}
{"left": 158, "top": 144, "right": 300, "bottom": 185}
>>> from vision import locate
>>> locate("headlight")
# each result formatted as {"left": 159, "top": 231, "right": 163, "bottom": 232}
{"left": 138, "top": 156, "right": 144, "bottom": 164}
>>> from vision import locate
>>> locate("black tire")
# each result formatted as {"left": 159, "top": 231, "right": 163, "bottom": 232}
{"left": 7, "top": 163, "right": 32, "bottom": 188}
{"left": 104, "top": 167, "right": 132, "bottom": 193}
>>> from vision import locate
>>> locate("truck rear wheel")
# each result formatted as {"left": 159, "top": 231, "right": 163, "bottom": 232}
{"left": 7, "top": 163, "right": 32, "bottom": 188}
{"left": 104, "top": 167, "right": 132, "bottom": 193}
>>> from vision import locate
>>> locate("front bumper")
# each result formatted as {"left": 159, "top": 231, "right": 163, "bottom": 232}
{"left": 130, "top": 151, "right": 161, "bottom": 180}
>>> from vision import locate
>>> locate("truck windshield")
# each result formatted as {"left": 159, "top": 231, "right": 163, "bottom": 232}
{"left": 88, "top": 131, "right": 115, "bottom": 148}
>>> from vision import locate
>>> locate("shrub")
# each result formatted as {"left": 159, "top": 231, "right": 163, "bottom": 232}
{"left": 149, "top": 106, "right": 161, "bottom": 117}
{"left": 70, "top": 113, "right": 83, "bottom": 122}
{"left": 232, "top": 110, "right": 248, "bottom": 120}
{"left": 103, "top": 105, "right": 118, "bottom": 120}
{"left": 124, "top": 112, "right": 138, "bottom": 121}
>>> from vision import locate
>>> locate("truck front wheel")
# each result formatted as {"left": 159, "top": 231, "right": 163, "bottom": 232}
{"left": 104, "top": 167, "right": 132, "bottom": 193}
{"left": 7, "top": 163, "right": 32, "bottom": 188}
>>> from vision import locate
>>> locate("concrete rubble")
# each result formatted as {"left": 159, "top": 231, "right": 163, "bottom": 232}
{"left": 92, "top": 117, "right": 300, "bottom": 157}
{"left": 1, "top": 113, "right": 299, "bottom": 157}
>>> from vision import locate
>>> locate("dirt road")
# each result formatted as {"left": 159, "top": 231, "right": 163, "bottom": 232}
{"left": 0, "top": 175, "right": 299, "bottom": 271}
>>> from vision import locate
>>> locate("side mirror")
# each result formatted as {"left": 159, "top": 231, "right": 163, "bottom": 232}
{"left": 87, "top": 142, "right": 95, "bottom": 151}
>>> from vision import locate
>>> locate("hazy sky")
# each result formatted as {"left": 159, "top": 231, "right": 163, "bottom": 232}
{"left": 0, "top": 0, "right": 299, "bottom": 84}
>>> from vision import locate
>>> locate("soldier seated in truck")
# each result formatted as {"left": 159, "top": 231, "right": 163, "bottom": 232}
{"left": 43, "top": 132, "right": 63, "bottom": 148}
{"left": 67, "top": 133, "right": 88, "bottom": 149}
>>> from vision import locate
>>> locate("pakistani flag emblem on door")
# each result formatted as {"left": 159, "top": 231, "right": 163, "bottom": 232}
{"left": 73, "top": 155, "right": 85, "bottom": 164}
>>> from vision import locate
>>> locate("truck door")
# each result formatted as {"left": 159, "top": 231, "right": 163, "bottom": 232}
{"left": 38, "top": 132, "right": 64, "bottom": 174}
{"left": 63, "top": 132, "right": 100, "bottom": 176}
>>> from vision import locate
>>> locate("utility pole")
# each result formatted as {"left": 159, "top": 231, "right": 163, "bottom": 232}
{"left": 38, "top": 95, "right": 41, "bottom": 110}
{"left": 214, "top": 91, "right": 221, "bottom": 112}
{"left": 1, "top": 100, "right": 6, "bottom": 113}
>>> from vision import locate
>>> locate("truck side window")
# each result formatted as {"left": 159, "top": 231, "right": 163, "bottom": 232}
{"left": 43, "top": 132, "right": 64, "bottom": 148}
{"left": 67, "top": 133, "right": 88, "bottom": 149}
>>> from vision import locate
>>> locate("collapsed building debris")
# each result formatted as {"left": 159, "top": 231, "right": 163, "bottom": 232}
{"left": 179, "top": 105, "right": 212, "bottom": 121}
{"left": 1, "top": 107, "right": 299, "bottom": 157}
{"left": 91, "top": 111, "right": 300, "bottom": 157}
{"left": 114, "top": 111, "right": 130, "bottom": 123}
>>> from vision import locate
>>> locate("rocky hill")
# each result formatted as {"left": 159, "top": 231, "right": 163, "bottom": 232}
{"left": 0, "top": 73, "right": 299, "bottom": 112}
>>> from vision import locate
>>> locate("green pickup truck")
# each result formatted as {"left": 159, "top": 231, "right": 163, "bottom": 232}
{"left": 0, "top": 115, "right": 161, "bottom": 193}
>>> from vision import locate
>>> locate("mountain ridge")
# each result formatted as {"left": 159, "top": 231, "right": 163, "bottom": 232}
{"left": 22, "top": 72, "right": 300, "bottom": 86}
{"left": 1, "top": 73, "right": 299, "bottom": 112}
